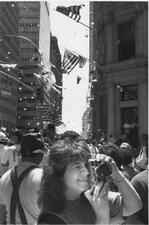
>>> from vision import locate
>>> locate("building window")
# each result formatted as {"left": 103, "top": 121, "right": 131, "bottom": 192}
{"left": 118, "top": 20, "right": 135, "bottom": 61}
{"left": 121, "top": 107, "right": 139, "bottom": 148}
{"left": 120, "top": 84, "right": 138, "bottom": 101}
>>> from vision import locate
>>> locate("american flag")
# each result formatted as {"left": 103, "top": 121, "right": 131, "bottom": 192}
{"left": 56, "top": 4, "right": 85, "bottom": 22}
{"left": 79, "top": 56, "right": 87, "bottom": 68}
{"left": 62, "top": 50, "right": 86, "bottom": 74}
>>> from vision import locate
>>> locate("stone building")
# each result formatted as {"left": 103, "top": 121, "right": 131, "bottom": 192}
{"left": 90, "top": 2, "right": 148, "bottom": 147}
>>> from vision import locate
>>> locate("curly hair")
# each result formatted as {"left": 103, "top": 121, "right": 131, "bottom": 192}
{"left": 38, "top": 139, "right": 90, "bottom": 213}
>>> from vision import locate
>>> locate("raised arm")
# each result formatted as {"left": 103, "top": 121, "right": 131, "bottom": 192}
{"left": 110, "top": 160, "right": 143, "bottom": 217}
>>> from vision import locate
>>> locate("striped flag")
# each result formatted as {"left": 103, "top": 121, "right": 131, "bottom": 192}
{"left": 56, "top": 4, "right": 85, "bottom": 22}
{"left": 62, "top": 50, "right": 87, "bottom": 74}
{"left": 62, "top": 50, "right": 80, "bottom": 74}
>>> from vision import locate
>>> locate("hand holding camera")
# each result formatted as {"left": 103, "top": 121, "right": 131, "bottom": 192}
{"left": 93, "top": 154, "right": 125, "bottom": 184}
{"left": 85, "top": 181, "right": 110, "bottom": 224}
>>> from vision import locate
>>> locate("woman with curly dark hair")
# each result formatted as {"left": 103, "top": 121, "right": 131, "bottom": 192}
{"left": 37, "top": 138, "right": 142, "bottom": 225}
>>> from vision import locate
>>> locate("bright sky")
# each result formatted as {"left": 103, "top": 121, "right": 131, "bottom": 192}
{"left": 48, "top": 1, "right": 90, "bottom": 133}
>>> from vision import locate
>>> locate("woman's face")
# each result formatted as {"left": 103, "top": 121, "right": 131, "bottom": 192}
{"left": 64, "top": 160, "right": 90, "bottom": 200}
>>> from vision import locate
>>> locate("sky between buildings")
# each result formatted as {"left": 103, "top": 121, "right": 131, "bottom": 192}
{"left": 49, "top": 1, "right": 90, "bottom": 133}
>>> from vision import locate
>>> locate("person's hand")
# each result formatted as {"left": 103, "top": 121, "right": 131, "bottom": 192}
{"left": 84, "top": 181, "right": 110, "bottom": 224}
{"left": 96, "top": 154, "right": 121, "bottom": 181}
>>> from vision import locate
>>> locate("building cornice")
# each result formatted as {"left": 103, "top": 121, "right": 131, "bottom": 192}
{"left": 101, "top": 58, "right": 148, "bottom": 73}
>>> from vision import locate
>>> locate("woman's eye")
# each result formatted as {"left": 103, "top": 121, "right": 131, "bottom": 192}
{"left": 74, "top": 165, "right": 82, "bottom": 169}
{"left": 73, "top": 163, "right": 83, "bottom": 169}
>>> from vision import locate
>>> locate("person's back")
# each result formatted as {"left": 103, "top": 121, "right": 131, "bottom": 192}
{"left": 2, "top": 144, "right": 21, "bottom": 170}
{"left": 120, "top": 142, "right": 139, "bottom": 181}
{"left": 126, "top": 169, "right": 148, "bottom": 224}
{"left": 0, "top": 145, "right": 7, "bottom": 176}
{"left": 0, "top": 162, "right": 43, "bottom": 224}
{"left": 0, "top": 132, "right": 46, "bottom": 224}
{"left": 0, "top": 132, "right": 8, "bottom": 177}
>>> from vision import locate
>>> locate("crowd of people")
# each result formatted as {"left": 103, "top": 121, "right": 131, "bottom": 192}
{"left": 0, "top": 123, "right": 148, "bottom": 224}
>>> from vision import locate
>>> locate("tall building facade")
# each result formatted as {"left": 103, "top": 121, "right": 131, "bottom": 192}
{"left": 0, "top": 2, "right": 19, "bottom": 132}
{"left": 90, "top": 2, "right": 148, "bottom": 147}
{"left": 17, "top": 1, "right": 52, "bottom": 130}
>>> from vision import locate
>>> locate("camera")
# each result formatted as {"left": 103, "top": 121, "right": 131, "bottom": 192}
{"left": 89, "top": 159, "right": 112, "bottom": 182}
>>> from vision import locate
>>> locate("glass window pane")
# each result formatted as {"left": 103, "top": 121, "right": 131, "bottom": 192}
{"left": 120, "top": 84, "right": 138, "bottom": 101}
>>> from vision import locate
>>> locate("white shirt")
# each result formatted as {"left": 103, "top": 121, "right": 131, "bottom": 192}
{"left": 0, "top": 145, "right": 8, "bottom": 177}
{"left": 0, "top": 162, "right": 43, "bottom": 224}
{"left": 2, "top": 144, "right": 21, "bottom": 170}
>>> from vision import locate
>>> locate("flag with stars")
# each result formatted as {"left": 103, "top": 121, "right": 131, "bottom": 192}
{"left": 62, "top": 50, "right": 86, "bottom": 74}
{"left": 56, "top": 4, "right": 85, "bottom": 22}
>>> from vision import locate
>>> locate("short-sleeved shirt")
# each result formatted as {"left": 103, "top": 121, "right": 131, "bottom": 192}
{"left": 0, "top": 145, "right": 8, "bottom": 177}
{"left": 2, "top": 144, "right": 21, "bottom": 170}
{"left": 38, "top": 191, "right": 123, "bottom": 224}
{"left": 131, "top": 169, "right": 148, "bottom": 224}
{"left": 0, "top": 162, "right": 43, "bottom": 225}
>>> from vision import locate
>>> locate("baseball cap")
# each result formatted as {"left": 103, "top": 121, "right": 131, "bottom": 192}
{"left": 20, "top": 133, "right": 46, "bottom": 156}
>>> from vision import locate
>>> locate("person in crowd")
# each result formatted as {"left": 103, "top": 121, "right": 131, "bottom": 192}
{"left": 0, "top": 131, "right": 8, "bottom": 178}
{"left": 97, "top": 142, "right": 122, "bottom": 192}
{"left": 0, "top": 132, "right": 47, "bottom": 224}
{"left": 59, "top": 130, "right": 81, "bottom": 142}
{"left": 41, "top": 122, "right": 56, "bottom": 147}
{"left": 39, "top": 123, "right": 57, "bottom": 168}
{"left": 85, "top": 137, "right": 98, "bottom": 160}
{"left": 37, "top": 138, "right": 142, "bottom": 225}
{"left": 107, "top": 134, "right": 116, "bottom": 144}
{"left": 115, "top": 133, "right": 128, "bottom": 147}
{"left": 135, "top": 134, "right": 148, "bottom": 171}
{"left": 119, "top": 142, "right": 139, "bottom": 181}
{"left": 98, "top": 142, "right": 122, "bottom": 170}
{"left": 1, "top": 129, "right": 23, "bottom": 171}
{"left": 0, "top": 127, "right": 7, "bottom": 136}
{"left": 126, "top": 147, "right": 148, "bottom": 225}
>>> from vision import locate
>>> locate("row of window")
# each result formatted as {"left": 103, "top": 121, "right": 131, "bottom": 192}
{"left": 18, "top": 106, "right": 36, "bottom": 111}
{"left": 20, "top": 23, "right": 39, "bottom": 27}
{"left": 20, "top": 57, "right": 35, "bottom": 62}
{"left": 20, "top": 16, "right": 38, "bottom": 19}
{"left": 17, "top": 115, "right": 36, "bottom": 120}
{"left": 19, "top": 31, "right": 39, "bottom": 34}
{"left": 18, "top": 98, "right": 36, "bottom": 102}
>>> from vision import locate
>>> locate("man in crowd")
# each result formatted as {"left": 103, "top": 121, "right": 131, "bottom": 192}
{"left": 126, "top": 147, "right": 148, "bottom": 225}
{"left": 41, "top": 122, "right": 56, "bottom": 147}
{"left": 0, "top": 131, "right": 8, "bottom": 178}
{"left": 0, "top": 132, "right": 46, "bottom": 224}
{"left": 1, "top": 129, "right": 22, "bottom": 171}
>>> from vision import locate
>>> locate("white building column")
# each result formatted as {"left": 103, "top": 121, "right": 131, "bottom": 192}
{"left": 107, "top": 83, "right": 115, "bottom": 136}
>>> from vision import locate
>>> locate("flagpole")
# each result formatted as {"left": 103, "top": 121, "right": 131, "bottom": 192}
{"left": 0, "top": 35, "right": 61, "bottom": 76}
{"left": 53, "top": 9, "right": 97, "bottom": 32}
{"left": 0, "top": 69, "right": 34, "bottom": 91}
{"left": 76, "top": 20, "right": 97, "bottom": 32}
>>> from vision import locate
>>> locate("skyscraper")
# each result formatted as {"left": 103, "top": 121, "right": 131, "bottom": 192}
{"left": 0, "top": 2, "right": 19, "bottom": 132}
